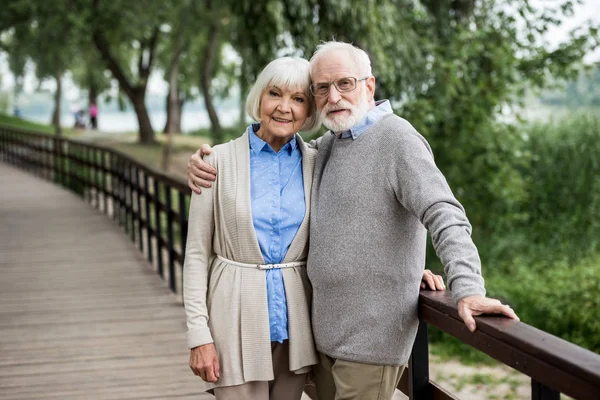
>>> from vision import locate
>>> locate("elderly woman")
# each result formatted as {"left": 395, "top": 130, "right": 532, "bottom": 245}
{"left": 183, "top": 56, "right": 320, "bottom": 400}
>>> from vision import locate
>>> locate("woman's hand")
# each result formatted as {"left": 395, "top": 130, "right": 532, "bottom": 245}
{"left": 189, "top": 343, "right": 220, "bottom": 382}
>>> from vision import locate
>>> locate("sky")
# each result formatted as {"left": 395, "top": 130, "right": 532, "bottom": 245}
{"left": 0, "top": 0, "right": 598, "bottom": 97}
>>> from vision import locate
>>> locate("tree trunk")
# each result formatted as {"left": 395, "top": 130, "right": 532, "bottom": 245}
{"left": 163, "top": 93, "right": 185, "bottom": 134}
{"left": 88, "top": 76, "right": 98, "bottom": 106}
{"left": 131, "top": 89, "right": 155, "bottom": 144}
{"left": 200, "top": 0, "right": 222, "bottom": 144}
{"left": 164, "top": 47, "right": 183, "bottom": 134}
{"left": 52, "top": 70, "right": 62, "bottom": 136}
{"left": 91, "top": 15, "right": 158, "bottom": 144}
{"left": 164, "top": 31, "right": 185, "bottom": 134}
{"left": 160, "top": 129, "right": 173, "bottom": 172}
{"left": 163, "top": 92, "right": 171, "bottom": 134}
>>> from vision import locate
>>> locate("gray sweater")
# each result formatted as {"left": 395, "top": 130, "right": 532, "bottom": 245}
{"left": 307, "top": 114, "right": 486, "bottom": 366}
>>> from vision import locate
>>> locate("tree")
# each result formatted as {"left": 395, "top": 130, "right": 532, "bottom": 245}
{"left": 87, "top": 0, "right": 173, "bottom": 144}
{"left": 1, "top": 1, "right": 78, "bottom": 136}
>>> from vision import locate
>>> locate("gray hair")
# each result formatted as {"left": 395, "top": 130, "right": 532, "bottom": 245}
{"left": 246, "top": 57, "right": 320, "bottom": 133}
{"left": 310, "top": 41, "right": 373, "bottom": 77}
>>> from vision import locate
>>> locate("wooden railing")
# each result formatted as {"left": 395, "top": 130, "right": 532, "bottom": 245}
{"left": 0, "top": 126, "right": 190, "bottom": 297}
{"left": 2, "top": 126, "right": 599, "bottom": 400}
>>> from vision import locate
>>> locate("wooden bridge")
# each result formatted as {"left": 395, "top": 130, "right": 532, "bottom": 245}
{"left": 0, "top": 162, "right": 212, "bottom": 400}
{"left": 1, "top": 127, "right": 599, "bottom": 400}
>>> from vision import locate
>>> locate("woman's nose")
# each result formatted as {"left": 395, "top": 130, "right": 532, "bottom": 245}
{"left": 277, "top": 99, "right": 291, "bottom": 112}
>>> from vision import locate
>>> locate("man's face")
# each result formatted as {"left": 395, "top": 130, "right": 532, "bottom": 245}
{"left": 310, "top": 51, "right": 375, "bottom": 133}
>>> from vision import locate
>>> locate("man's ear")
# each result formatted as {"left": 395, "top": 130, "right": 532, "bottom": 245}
{"left": 366, "top": 76, "right": 376, "bottom": 101}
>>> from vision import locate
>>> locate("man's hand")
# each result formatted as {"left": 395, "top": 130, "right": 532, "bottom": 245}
{"left": 187, "top": 144, "right": 216, "bottom": 194}
{"left": 458, "top": 295, "right": 519, "bottom": 332}
{"left": 189, "top": 343, "right": 220, "bottom": 382}
{"left": 420, "top": 269, "right": 445, "bottom": 291}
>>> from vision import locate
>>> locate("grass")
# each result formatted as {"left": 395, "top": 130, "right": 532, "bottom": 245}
{"left": 0, "top": 114, "right": 82, "bottom": 137}
{"left": 92, "top": 132, "right": 212, "bottom": 180}
{"left": 0, "top": 114, "right": 215, "bottom": 180}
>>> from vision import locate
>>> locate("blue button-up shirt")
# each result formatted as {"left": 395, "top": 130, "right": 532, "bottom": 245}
{"left": 339, "top": 100, "right": 393, "bottom": 139}
{"left": 248, "top": 124, "right": 306, "bottom": 343}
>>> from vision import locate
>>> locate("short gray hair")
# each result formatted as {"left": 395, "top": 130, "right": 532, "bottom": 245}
{"left": 310, "top": 41, "right": 372, "bottom": 77}
{"left": 246, "top": 57, "right": 320, "bottom": 133}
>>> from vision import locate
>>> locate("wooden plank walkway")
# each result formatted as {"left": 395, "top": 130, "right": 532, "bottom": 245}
{"left": 0, "top": 162, "right": 211, "bottom": 400}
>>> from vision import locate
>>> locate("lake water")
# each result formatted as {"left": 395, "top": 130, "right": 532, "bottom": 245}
{"left": 23, "top": 107, "right": 242, "bottom": 134}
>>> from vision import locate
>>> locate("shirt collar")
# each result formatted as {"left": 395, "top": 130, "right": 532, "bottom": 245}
{"left": 248, "top": 123, "right": 298, "bottom": 155}
{"left": 339, "top": 100, "right": 393, "bottom": 140}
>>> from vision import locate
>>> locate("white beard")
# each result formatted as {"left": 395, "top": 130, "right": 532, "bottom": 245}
{"left": 320, "top": 98, "right": 370, "bottom": 133}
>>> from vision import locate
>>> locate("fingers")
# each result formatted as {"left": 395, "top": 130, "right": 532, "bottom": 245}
{"left": 421, "top": 270, "right": 445, "bottom": 291}
{"left": 200, "top": 144, "right": 213, "bottom": 156}
{"left": 205, "top": 362, "right": 218, "bottom": 382}
{"left": 434, "top": 274, "right": 446, "bottom": 290}
{"left": 188, "top": 178, "right": 202, "bottom": 194}
{"left": 214, "top": 357, "right": 221, "bottom": 380}
{"left": 424, "top": 272, "right": 437, "bottom": 291}
{"left": 193, "top": 149, "right": 217, "bottom": 176}
{"left": 190, "top": 163, "right": 216, "bottom": 182}
{"left": 189, "top": 344, "right": 220, "bottom": 383}
{"left": 458, "top": 296, "right": 520, "bottom": 333}
{"left": 458, "top": 306, "right": 477, "bottom": 332}
{"left": 497, "top": 304, "right": 520, "bottom": 321}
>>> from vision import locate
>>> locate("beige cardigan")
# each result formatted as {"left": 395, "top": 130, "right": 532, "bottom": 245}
{"left": 183, "top": 131, "right": 318, "bottom": 390}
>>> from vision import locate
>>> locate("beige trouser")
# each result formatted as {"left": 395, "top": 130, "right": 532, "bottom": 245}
{"left": 213, "top": 341, "right": 307, "bottom": 400}
{"left": 313, "top": 352, "right": 405, "bottom": 400}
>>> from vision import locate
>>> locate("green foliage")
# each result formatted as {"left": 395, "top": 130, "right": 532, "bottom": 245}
{"left": 488, "top": 255, "right": 600, "bottom": 353}
{"left": 428, "top": 113, "right": 600, "bottom": 357}
{"left": 0, "top": 113, "right": 80, "bottom": 136}
{"left": 522, "top": 113, "right": 600, "bottom": 257}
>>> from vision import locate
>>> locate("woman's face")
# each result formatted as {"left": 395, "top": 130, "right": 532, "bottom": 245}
{"left": 257, "top": 85, "right": 310, "bottom": 148}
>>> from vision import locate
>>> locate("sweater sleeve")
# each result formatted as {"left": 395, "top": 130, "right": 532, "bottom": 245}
{"left": 183, "top": 153, "right": 217, "bottom": 348}
{"left": 387, "top": 128, "right": 486, "bottom": 302}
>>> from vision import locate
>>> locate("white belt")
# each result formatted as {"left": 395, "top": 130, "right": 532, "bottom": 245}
{"left": 216, "top": 255, "right": 306, "bottom": 270}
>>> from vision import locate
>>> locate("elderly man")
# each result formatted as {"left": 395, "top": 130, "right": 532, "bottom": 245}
{"left": 187, "top": 41, "right": 518, "bottom": 400}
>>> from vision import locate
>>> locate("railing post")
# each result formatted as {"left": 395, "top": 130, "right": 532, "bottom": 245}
{"left": 154, "top": 179, "right": 164, "bottom": 278}
{"left": 409, "top": 321, "right": 431, "bottom": 400}
{"left": 165, "top": 187, "right": 176, "bottom": 293}
{"left": 144, "top": 174, "right": 153, "bottom": 265}
{"left": 134, "top": 167, "right": 143, "bottom": 253}
{"left": 126, "top": 163, "right": 134, "bottom": 242}
{"left": 102, "top": 150, "right": 109, "bottom": 215}
{"left": 532, "top": 380, "right": 560, "bottom": 400}
{"left": 178, "top": 191, "right": 188, "bottom": 294}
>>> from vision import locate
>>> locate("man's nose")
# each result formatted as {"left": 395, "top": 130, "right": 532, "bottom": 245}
{"left": 327, "top": 85, "right": 342, "bottom": 103}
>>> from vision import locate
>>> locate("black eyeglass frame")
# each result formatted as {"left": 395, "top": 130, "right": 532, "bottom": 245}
{"left": 309, "top": 76, "right": 370, "bottom": 97}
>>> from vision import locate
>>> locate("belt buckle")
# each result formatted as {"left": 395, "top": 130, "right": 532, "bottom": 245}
{"left": 257, "top": 264, "right": 275, "bottom": 270}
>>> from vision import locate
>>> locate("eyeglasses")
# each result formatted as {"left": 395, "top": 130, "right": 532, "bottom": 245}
{"left": 309, "top": 77, "right": 370, "bottom": 97}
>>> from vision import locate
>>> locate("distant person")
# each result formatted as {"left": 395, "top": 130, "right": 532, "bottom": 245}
{"left": 74, "top": 109, "right": 86, "bottom": 129}
{"left": 13, "top": 106, "right": 21, "bottom": 118}
{"left": 89, "top": 101, "right": 98, "bottom": 129}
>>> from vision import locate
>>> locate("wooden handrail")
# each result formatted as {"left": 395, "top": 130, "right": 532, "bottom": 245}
{"left": 419, "top": 290, "right": 600, "bottom": 399}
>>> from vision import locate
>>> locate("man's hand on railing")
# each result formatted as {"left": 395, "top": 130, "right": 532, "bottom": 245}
{"left": 458, "top": 295, "right": 519, "bottom": 332}
{"left": 420, "top": 269, "right": 445, "bottom": 291}
{"left": 187, "top": 144, "right": 216, "bottom": 194}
